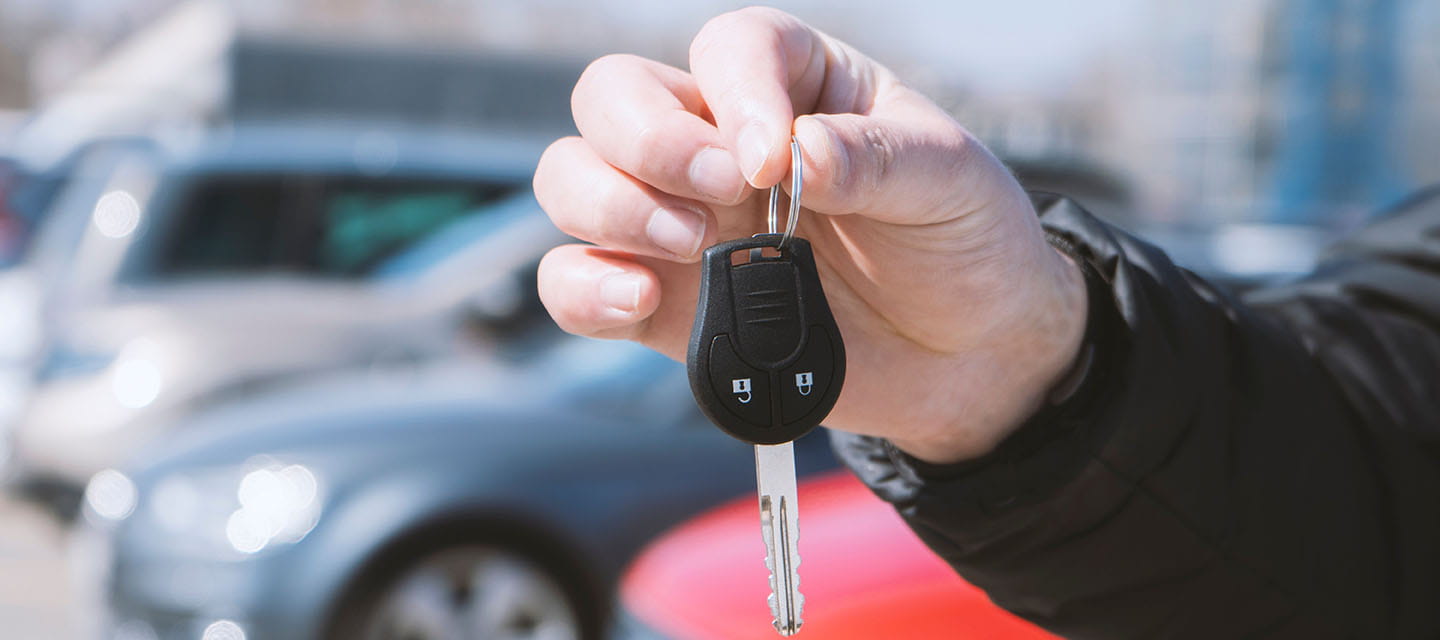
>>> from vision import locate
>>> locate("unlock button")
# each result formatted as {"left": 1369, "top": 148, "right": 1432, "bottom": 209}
{"left": 780, "top": 326, "right": 834, "bottom": 424}
{"left": 709, "top": 335, "right": 773, "bottom": 427}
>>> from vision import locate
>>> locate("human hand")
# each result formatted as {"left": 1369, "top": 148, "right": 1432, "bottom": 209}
{"left": 534, "top": 7, "right": 1087, "bottom": 463}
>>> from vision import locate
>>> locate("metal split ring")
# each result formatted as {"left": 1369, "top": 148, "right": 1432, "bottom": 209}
{"left": 766, "top": 136, "right": 803, "bottom": 249}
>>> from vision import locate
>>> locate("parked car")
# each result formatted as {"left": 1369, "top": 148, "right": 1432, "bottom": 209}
{"left": 1, "top": 124, "right": 560, "bottom": 511}
{"left": 77, "top": 329, "right": 841, "bottom": 640}
{"left": 615, "top": 470, "right": 1056, "bottom": 640}
{"left": 0, "top": 155, "right": 56, "bottom": 267}
{"left": 0, "top": 139, "right": 165, "bottom": 457}
{"left": 0, "top": 138, "right": 150, "bottom": 269}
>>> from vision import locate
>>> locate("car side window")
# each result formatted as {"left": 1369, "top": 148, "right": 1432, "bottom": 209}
{"left": 156, "top": 175, "right": 290, "bottom": 274}
{"left": 318, "top": 183, "right": 505, "bottom": 276}
{"left": 151, "top": 174, "right": 518, "bottom": 280}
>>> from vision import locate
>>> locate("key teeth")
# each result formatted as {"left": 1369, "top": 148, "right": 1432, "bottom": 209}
{"left": 767, "top": 594, "right": 805, "bottom": 629}
{"left": 764, "top": 587, "right": 805, "bottom": 612}
{"left": 765, "top": 548, "right": 803, "bottom": 635}
{"left": 756, "top": 444, "right": 804, "bottom": 637}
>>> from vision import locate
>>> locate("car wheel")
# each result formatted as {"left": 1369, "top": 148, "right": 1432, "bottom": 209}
{"left": 335, "top": 543, "right": 585, "bottom": 640}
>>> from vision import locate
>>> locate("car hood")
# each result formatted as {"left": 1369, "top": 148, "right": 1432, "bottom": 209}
{"left": 124, "top": 337, "right": 703, "bottom": 484}
{"left": 44, "top": 277, "right": 457, "bottom": 403}
{"left": 72, "top": 276, "right": 431, "bottom": 344}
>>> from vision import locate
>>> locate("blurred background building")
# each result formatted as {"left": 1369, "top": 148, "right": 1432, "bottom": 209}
{"left": 0, "top": 1, "right": 1437, "bottom": 638}
{"left": 4, "top": 0, "right": 1438, "bottom": 225}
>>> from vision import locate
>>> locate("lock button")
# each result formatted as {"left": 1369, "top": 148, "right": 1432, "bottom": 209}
{"left": 779, "top": 325, "right": 834, "bottom": 425}
{"left": 708, "top": 334, "right": 773, "bottom": 427}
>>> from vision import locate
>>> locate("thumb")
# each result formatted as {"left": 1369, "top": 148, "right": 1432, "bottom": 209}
{"left": 791, "top": 107, "right": 1015, "bottom": 226}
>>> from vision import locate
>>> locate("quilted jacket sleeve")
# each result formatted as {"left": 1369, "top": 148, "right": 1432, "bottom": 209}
{"left": 832, "top": 191, "right": 1440, "bottom": 639}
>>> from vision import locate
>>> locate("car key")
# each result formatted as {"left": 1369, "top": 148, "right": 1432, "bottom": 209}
{"left": 687, "top": 138, "right": 845, "bottom": 636}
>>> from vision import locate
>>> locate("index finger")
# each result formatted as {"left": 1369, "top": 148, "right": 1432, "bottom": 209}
{"left": 572, "top": 54, "right": 750, "bottom": 206}
{"left": 688, "top": 8, "right": 857, "bottom": 187}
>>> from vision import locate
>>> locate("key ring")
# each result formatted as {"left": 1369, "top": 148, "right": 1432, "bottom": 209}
{"left": 765, "top": 136, "right": 803, "bottom": 250}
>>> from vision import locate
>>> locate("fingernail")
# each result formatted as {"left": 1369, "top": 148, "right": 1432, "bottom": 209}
{"left": 600, "top": 273, "right": 642, "bottom": 314}
{"left": 795, "top": 115, "right": 846, "bottom": 184}
{"left": 736, "top": 121, "right": 773, "bottom": 183}
{"left": 688, "top": 147, "right": 746, "bottom": 202}
{"left": 646, "top": 207, "right": 706, "bottom": 258}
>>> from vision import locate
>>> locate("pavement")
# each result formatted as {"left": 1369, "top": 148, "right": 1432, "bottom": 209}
{"left": 0, "top": 493, "right": 82, "bottom": 639}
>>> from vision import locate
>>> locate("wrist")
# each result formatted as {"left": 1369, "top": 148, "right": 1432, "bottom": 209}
{"left": 893, "top": 242, "right": 1090, "bottom": 464}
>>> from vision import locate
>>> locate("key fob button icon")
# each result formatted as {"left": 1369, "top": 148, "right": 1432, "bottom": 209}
{"left": 708, "top": 334, "right": 773, "bottom": 427}
{"left": 732, "top": 378, "right": 754, "bottom": 403}
{"left": 779, "top": 325, "right": 834, "bottom": 425}
{"left": 794, "top": 372, "right": 813, "bottom": 396}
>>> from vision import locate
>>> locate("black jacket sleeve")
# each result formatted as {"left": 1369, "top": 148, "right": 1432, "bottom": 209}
{"left": 831, "top": 191, "right": 1440, "bottom": 639}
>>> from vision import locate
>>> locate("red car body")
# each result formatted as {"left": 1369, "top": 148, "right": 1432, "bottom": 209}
{"left": 621, "top": 470, "right": 1057, "bottom": 639}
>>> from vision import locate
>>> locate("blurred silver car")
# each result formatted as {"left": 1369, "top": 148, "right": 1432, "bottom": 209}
{"left": 0, "top": 125, "right": 561, "bottom": 505}
{"left": 75, "top": 336, "right": 840, "bottom": 640}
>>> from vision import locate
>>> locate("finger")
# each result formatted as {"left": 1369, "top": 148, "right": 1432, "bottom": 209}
{"left": 791, "top": 104, "right": 1008, "bottom": 225}
{"left": 688, "top": 8, "right": 818, "bottom": 187}
{"left": 571, "top": 54, "right": 749, "bottom": 206}
{"left": 536, "top": 137, "right": 716, "bottom": 262}
{"left": 537, "top": 244, "right": 662, "bottom": 340}
{"left": 691, "top": 7, "right": 916, "bottom": 191}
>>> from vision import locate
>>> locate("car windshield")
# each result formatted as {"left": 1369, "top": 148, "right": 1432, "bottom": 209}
{"left": 370, "top": 189, "right": 540, "bottom": 281}
{"left": 149, "top": 173, "right": 522, "bottom": 280}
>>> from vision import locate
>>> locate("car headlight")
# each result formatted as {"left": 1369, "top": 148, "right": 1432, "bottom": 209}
{"left": 38, "top": 337, "right": 177, "bottom": 415}
{"left": 127, "top": 457, "right": 324, "bottom": 556}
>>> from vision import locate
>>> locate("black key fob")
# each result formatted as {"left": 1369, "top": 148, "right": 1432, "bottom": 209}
{"left": 687, "top": 234, "right": 846, "bottom": 445}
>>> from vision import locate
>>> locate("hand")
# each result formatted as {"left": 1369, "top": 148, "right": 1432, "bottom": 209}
{"left": 533, "top": 7, "right": 1087, "bottom": 463}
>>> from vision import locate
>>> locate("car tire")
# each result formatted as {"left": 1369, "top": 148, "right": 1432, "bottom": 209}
{"left": 326, "top": 522, "right": 600, "bottom": 640}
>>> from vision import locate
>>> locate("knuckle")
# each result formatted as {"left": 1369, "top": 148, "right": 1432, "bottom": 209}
{"left": 578, "top": 54, "right": 636, "bottom": 88}
{"left": 573, "top": 54, "right": 637, "bottom": 110}
{"left": 694, "top": 10, "right": 743, "bottom": 41}
{"left": 953, "top": 130, "right": 984, "bottom": 167}
{"left": 687, "top": 23, "right": 728, "bottom": 65}
{"left": 533, "top": 137, "right": 578, "bottom": 197}
{"left": 732, "top": 6, "right": 791, "bottom": 27}
{"left": 625, "top": 122, "right": 666, "bottom": 178}
{"left": 691, "top": 7, "right": 790, "bottom": 60}
{"left": 590, "top": 173, "right": 640, "bottom": 242}
{"left": 945, "top": 131, "right": 986, "bottom": 190}
{"left": 691, "top": 8, "right": 761, "bottom": 60}
{"left": 533, "top": 140, "right": 585, "bottom": 232}
{"left": 858, "top": 124, "right": 899, "bottom": 206}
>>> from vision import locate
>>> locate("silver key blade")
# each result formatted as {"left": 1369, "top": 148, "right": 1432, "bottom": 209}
{"left": 756, "top": 442, "right": 803, "bottom": 636}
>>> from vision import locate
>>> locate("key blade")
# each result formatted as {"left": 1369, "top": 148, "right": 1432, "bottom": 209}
{"left": 756, "top": 442, "right": 803, "bottom": 636}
